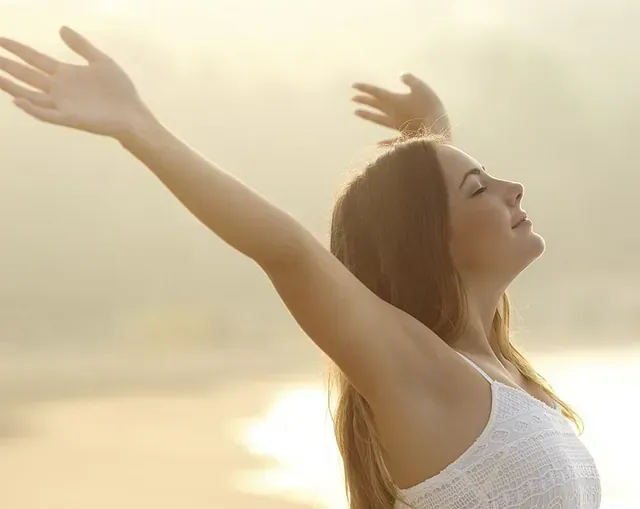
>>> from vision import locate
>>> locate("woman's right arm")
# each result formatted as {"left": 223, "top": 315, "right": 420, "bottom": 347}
{"left": 120, "top": 107, "right": 441, "bottom": 403}
{"left": 0, "top": 28, "right": 446, "bottom": 403}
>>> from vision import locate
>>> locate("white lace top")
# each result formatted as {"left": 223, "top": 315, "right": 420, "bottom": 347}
{"left": 395, "top": 352, "right": 601, "bottom": 509}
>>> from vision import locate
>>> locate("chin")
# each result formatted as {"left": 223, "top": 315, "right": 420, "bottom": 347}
{"left": 516, "top": 233, "right": 545, "bottom": 274}
{"left": 511, "top": 232, "right": 546, "bottom": 276}
{"left": 529, "top": 231, "right": 546, "bottom": 258}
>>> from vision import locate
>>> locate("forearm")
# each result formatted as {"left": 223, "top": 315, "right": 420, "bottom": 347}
{"left": 120, "top": 112, "right": 311, "bottom": 268}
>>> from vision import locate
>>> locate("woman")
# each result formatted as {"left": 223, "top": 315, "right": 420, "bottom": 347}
{"left": 0, "top": 28, "right": 600, "bottom": 509}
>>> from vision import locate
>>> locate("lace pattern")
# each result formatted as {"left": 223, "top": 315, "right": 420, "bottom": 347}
{"left": 395, "top": 382, "right": 601, "bottom": 509}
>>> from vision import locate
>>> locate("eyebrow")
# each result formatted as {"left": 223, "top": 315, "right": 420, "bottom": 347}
{"left": 459, "top": 166, "right": 485, "bottom": 189}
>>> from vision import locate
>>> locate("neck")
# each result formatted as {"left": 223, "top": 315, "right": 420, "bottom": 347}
{"left": 451, "top": 283, "right": 508, "bottom": 363}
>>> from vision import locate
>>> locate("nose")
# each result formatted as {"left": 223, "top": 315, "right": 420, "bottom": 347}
{"left": 506, "top": 180, "right": 524, "bottom": 206}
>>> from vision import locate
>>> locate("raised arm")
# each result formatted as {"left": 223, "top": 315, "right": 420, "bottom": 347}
{"left": 121, "top": 119, "right": 437, "bottom": 400}
{"left": 0, "top": 28, "right": 447, "bottom": 403}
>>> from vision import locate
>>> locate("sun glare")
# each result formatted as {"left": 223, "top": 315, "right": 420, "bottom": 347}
{"left": 237, "top": 386, "right": 346, "bottom": 509}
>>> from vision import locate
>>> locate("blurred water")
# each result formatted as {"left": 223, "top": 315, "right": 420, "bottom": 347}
{"left": 0, "top": 345, "right": 636, "bottom": 509}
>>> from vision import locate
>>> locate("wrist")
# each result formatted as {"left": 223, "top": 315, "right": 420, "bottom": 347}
{"left": 117, "top": 103, "right": 165, "bottom": 150}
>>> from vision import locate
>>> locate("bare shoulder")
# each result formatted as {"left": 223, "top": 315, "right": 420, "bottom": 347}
{"left": 369, "top": 327, "right": 494, "bottom": 488}
{"left": 388, "top": 313, "right": 470, "bottom": 395}
{"left": 362, "top": 309, "right": 480, "bottom": 416}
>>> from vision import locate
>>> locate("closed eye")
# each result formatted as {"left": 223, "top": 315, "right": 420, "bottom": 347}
{"left": 472, "top": 186, "right": 487, "bottom": 197}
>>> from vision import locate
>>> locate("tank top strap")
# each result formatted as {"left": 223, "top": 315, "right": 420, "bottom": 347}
{"left": 454, "top": 351, "right": 493, "bottom": 384}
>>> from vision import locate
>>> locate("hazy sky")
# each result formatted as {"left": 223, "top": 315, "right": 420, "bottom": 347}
{"left": 1, "top": 0, "right": 639, "bottom": 350}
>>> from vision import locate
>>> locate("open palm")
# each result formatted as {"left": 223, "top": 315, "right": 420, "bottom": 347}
{"left": 0, "top": 27, "right": 146, "bottom": 139}
{"left": 352, "top": 73, "right": 451, "bottom": 145}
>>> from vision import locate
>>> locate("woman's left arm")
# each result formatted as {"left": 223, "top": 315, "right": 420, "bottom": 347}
{"left": 351, "top": 73, "right": 451, "bottom": 145}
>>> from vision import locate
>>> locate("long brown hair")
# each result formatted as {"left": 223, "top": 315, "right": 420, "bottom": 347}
{"left": 328, "top": 138, "right": 582, "bottom": 509}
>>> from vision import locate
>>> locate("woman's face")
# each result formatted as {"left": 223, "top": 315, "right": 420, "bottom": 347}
{"left": 437, "top": 144, "right": 545, "bottom": 290}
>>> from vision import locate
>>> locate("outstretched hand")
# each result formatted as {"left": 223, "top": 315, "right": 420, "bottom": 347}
{"left": 352, "top": 73, "right": 451, "bottom": 145}
{"left": 0, "top": 27, "right": 149, "bottom": 140}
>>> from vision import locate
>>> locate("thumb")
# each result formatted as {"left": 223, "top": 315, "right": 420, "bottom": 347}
{"left": 401, "top": 73, "right": 426, "bottom": 91}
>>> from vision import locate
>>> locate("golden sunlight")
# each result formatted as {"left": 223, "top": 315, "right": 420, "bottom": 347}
{"left": 237, "top": 386, "right": 347, "bottom": 509}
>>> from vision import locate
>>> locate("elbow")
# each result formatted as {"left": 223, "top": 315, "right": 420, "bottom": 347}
{"left": 256, "top": 227, "right": 316, "bottom": 274}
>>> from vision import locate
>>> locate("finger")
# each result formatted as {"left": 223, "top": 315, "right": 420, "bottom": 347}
{"left": 0, "top": 55, "right": 50, "bottom": 90}
{"left": 13, "top": 98, "right": 68, "bottom": 126}
{"left": 352, "top": 82, "right": 394, "bottom": 101}
{"left": 0, "top": 37, "right": 60, "bottom": 74}
{"left": 400, "top": 72, "right": 428, "bottom": 92}
{"left": 0, "top": 75, "right": 54, "bottom": 107}
{"left": 59, "top": 26, "right": 106, "bottom": 63}
{"left": 354, "top": 109, "right": 394, "bottom": 129}
{"left": 352, "top": 94, "right": 383, "bottom": 110}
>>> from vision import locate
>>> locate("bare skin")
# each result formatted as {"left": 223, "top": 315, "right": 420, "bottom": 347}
{"left": 352, "top": 73, "right": 451, "bottom": 145}
{"left": 0, "top": 29, "right": 548, "bottom": 490}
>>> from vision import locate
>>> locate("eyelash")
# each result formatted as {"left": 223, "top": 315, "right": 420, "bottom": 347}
{"left": 472, "top": 186, "right": 487, "bottom": 197}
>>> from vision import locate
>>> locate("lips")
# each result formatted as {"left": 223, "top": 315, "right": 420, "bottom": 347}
{"left": 512, "top": 214, "right": 528, "bottom": 229}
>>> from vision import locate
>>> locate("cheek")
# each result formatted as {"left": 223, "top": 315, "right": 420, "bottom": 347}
{"left": 449, "top": 205, "right": 510, "bottom": 270}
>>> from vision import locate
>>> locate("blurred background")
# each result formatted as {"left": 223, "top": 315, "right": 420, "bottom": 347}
{"left": 0, "top": 0, "right": 638, "bottom": 508}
